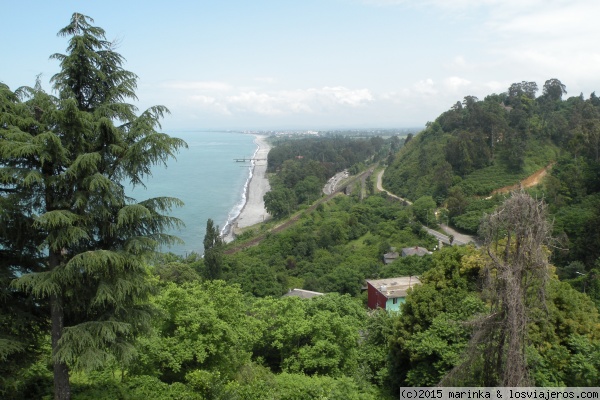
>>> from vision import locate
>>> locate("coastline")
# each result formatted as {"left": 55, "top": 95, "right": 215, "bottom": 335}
{"left": 223, "top": 135, "right": 271, "bottom": 242}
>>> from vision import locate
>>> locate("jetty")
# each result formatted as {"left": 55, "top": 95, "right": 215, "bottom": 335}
{"left": 233, "top": 158, "right": 266, "bottom": 162}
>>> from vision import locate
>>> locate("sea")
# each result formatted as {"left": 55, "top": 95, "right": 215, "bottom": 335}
{"left": 126, "top": 130, "right": 259, "bottom": 256}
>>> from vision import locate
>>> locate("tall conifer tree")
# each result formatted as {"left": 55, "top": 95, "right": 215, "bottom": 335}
{"left": 1, "top": 13, "right": 186, "bottom": 399}
{"left": 0, "top": 80, "right": 51, "bottom": 395}
{"left": 203, "top": 218, "right": 223, "bottom": 280}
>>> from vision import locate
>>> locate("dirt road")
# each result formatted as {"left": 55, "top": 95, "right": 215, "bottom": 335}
{"left": 376, "top": 169, "right": 412, "bottom": 205}
{"left": 491, "top": 163, "right": 554, "bottom": 196}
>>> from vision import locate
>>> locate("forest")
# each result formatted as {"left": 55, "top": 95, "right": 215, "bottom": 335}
{"left": 263, "top": 134, "right": 400, "bottom": 218}
{"left": 383, "top": 80, "right": 600, "bottom": 273}
{"left": 1, "top": 13, "right": 600, "bottom": 400}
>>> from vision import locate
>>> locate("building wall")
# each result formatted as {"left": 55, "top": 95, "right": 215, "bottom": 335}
{"left": 385, "top": 297, "right": 406, "bottom": 312}
{"left": 367, "top": 283, "right": 388, "bottom": 310}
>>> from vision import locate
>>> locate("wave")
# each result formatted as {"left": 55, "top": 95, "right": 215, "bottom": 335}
{"left": 220, "top": 136, "right": 259, "bottom": 238}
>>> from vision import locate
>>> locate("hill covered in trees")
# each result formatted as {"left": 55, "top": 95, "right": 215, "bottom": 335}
{"left": 383, "top": 80, "right": 600, "bottom": 273}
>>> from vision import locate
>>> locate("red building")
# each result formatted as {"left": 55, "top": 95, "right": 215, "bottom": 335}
{"left": 366, "top": 276, "right": 420, "bottom": 311}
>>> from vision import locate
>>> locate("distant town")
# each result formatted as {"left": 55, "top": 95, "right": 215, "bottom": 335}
{"left": 239, "top": 127, "right": 422, "bottom": 138}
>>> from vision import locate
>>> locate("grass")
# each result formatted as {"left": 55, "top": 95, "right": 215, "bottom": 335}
{"left": 458, "top": 140, "right": 559, "bottom": 196}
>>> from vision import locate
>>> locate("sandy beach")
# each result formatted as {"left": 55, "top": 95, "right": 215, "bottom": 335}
{"left": 223, "top": 135, "right": 271, "bottom": 242}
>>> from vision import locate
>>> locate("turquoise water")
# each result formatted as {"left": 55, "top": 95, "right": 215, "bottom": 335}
{"left": 127, "top": 131, "right": 258, "bottom": 256}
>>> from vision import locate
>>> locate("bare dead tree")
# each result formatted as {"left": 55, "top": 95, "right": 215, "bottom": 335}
{"left": 441, "top": 191, "right": 552, "bottom": 386}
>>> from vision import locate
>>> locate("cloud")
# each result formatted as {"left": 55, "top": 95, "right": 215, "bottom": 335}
{"left": 443, "top": 76, "right": 471, "bottom": 92}
{"left": 412, "top": 79, "right": 437, "bottom": 96}
{"left": 450, "top": 56, "right": 467, "bottom": 68}
{"left": 481, "top": 1, "right": 600, "bottom": 90}
{"left": 188, "top": 95, "right": 231, "bottom": 115}
{"left": 160, "top": 82, "right": 375, "bottom": 119}
{"left": 372, "top": 0, "right": 600, "bottom": 100}
{"left": 317, "top": 86, "right": 374, "bottom": 107}
{"left": 227, "top": 91, "right": 287, "bottom": 115}
{"left": 226, "top": 86, "right": 374, "bottom": 115}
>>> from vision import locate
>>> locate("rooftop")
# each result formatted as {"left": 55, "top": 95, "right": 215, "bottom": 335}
{"left": 282, "top": 288, "right": 325, "bottom": 299}
{"left": 401, "top": 246, "right": 432, "bottom": 257}
{"left": 383, "top": 251, "right": 399, "bottom": 264}
{"left": 366, "top": 276, "right": 420, "bottom": 299}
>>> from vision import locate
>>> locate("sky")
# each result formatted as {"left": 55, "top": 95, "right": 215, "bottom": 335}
{"left": 2, "top": 0, "right": 600, "bottom": 131}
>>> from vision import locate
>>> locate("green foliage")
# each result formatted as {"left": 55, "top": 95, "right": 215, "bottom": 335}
{"left": 527, "top": 279, "right": 600, "bottom": 386}
{"left": 264, "top": 187, "right": 296, "bottom": 218}
{"left": 382, "top": 130, "right": 449, "bottom": 200}
{"left": 404, "top": 298, "right": 484, "bottom": 386}
{"left": 70, "top": 374, "right": 202, "bottom": 400}
{"left": 225, "top": 189, "right": 430, "bottom": 298}
{"left": 358, "top": 309, "right": 396, "bottom": 387}
{"left": 267, "top": 136, "right": 388, "bottom": 175}
{"left": 1, "top": 13, "right": 186, "bottom": 398}
{"left": 380, "top": 254, "right": 432, "bottom": 278}
{"left": 154, "top": 262, "right": 201, "bottom": 285}
{"left": 389, "top": 246, "right": 487, "bottom": 389}
{"left": 126, "top": 282, "right": 378, "bottom": 398}
{"left": 387, "top": 242, "right": 600, "bottom": 389}
{"left": 251, "top": 294, "right": 365, "bottom": 377}
{"left": 134, "top": 281, "right": 258, "bottom": 382}
{"left": 451, "top": 197, "right": 503, "bottom": 234}
{"left": 1, "top": 358, "right": 53, "bottom": 400}
{"left": 382, "top": 78, "right": 600, "bottom": 273}
{"left": 225, "top": 371, "right": 378, "bottom": 400}
{"left": 552, "top": 193, "right": 600, "bottom": 267}
{"left": 264, "top": 136, "right": 391, "bottom": 218}
{"left": 5, "top": 18, "right": 600, "bottom": 396}
{"left": 295, "top": 175, "right": 322, "bottom": 204}
{"left": 411, "top": 196, "right": 436, "bottom": 225}
{"left": 203, "top": 219, "right": 223, "bottom": 280}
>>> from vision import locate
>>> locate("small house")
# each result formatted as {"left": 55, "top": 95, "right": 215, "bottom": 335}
{"left": 366, "top": 276, "right": 420, "bottom": 312}
{"left": 401, "top": 246, "right": 431, "bottom": 257}
{"left": 383, "top": 251, "right": 399, "bottom": 264}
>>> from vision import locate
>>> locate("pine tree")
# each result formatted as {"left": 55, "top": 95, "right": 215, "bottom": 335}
{"left": 1, "top": 13, "right": 186, "bottom": 400}
{"left": 203, "top": 219, "right": 223, "bottom": 280}
{"left": 0, "top": 80, "right": 51, "bottom": 395}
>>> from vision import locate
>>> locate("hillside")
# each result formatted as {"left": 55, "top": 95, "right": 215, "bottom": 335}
{"left": 382, "top": 79, "right": 600, "bottom": 271}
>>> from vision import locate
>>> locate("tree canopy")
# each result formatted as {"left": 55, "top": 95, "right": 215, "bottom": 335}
{"left": 1, "top": 13, "right": 185, "bottom": 400}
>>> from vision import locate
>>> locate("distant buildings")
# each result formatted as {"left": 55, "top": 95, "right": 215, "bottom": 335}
{"left": 383, "top": 246, "right": 430, "bottom": 265}
{"left": 401, "top": 246, "right": 432, "bottom": 257}
{"left": 382, "top": 251, "right": 399, "bottom": 264}
{"left": 366, "top": 276, "right": 420, "bottom": 312}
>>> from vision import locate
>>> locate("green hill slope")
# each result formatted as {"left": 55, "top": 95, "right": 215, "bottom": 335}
{"left": 383, "top": 79, "right": 600, "bottom": 271}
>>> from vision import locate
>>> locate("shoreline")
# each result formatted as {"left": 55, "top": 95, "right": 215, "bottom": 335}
{"left": 223, "top": 135, "right": 271, "bottom": 242}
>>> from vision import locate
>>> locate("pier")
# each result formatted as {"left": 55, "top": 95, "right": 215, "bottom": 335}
{"left": 233, "top": 158, "right": 266, "bottom": 162}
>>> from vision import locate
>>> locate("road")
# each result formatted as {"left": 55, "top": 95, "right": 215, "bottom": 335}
{"left": 323, "top": 169, "right": 349, "bottom": 195}
{"left": 377, "top": 169, "right": 478, "bottom": 246}
{"left": 226, "top": 167, "right": 478, "bottom": 254}
{"left": 376, "top": 169, "right": 412, "bottom": 205}
{"left": 439, "top": 223, "right": 479, "bottom": 246}
{"left": 423, "top": 225, "right": 477, "bottom": 247}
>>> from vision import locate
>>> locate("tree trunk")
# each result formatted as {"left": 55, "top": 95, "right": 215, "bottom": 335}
{"left": 51, "top": 293, "right": 70, "bottom": 400}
